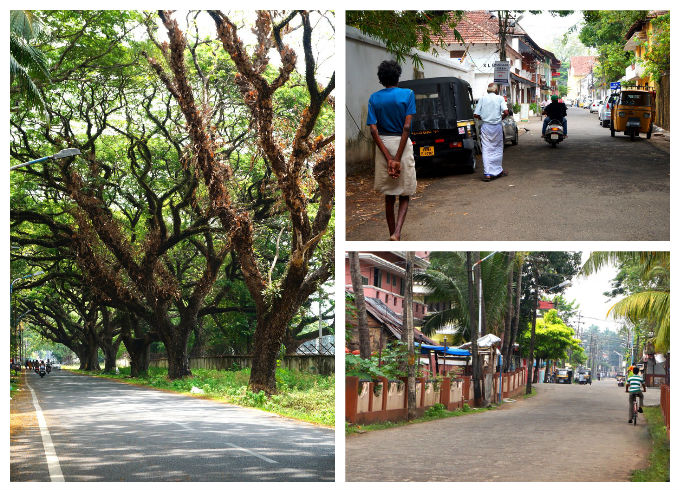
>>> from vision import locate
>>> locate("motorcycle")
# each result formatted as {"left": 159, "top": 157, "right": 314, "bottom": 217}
{"left": 544, "top": 119, "right": 565, "bottom": 147}
{"left": 46, "top": 363, "right": 52, "bottom": 374}
{"left": 38, "top": 364, "right": 46, "bottom": 378}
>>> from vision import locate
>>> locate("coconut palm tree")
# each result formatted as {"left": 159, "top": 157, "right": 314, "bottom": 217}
{"left": 10, "top": 10, "right": 49, "bottom": 109}
{"left": 416, "top": 251, "right": 514, "bottom": 341}
{"left": 581, "top": 251, "right": 669, "bottom": 352}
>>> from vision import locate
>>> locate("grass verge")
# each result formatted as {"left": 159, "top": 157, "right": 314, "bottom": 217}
{"left": 631, "top": 406, "right": 670, "bottom": 482}
{"left": 65, "top": 366, "right": 334, "bottom": 427}
{"left": 346, "top": 402, "right": 498, "bottom": 435}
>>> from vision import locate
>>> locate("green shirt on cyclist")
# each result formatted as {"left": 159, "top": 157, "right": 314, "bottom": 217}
{"left": 626, "top": 366, "right": 646, "bottom": 423}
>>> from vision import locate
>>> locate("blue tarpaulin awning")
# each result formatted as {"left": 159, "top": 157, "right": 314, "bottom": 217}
{"left": 415, "top": 343, "right": 470, "bottom": 357}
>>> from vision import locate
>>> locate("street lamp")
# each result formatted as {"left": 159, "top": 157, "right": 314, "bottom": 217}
{"left": 472, "top": 251, "right": 499, "bottom": 335}
{"left": 10, "top": 148, "right": 81, "bottom": 171}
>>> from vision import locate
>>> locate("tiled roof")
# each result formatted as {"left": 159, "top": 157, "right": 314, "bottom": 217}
{"left": 444, "top": 10, "right": 499, "bottom": 44}
{"left": 570, "top": 56, "right": 597, "bottom": 76}
{"left": 365, "top": 296, "right": 436, "bottom": 345}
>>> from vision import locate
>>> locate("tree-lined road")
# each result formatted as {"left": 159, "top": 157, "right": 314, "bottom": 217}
{"left": 11, "top": 370, "right": 334, "bottom": 481}
{"left": 346, "top": 107, "right": 670, "bottom": 241}
{"left": 347, "top": 378, "right": 660, "bottom": 481}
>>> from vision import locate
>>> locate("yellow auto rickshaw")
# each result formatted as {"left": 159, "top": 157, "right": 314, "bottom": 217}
{"left": 610, "top": 86, "right": 656, "bottom": 140}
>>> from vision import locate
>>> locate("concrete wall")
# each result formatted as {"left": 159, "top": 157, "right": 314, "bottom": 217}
{"left": 346, "top": 368, "right": 528, "bottom": 424}
{"left": 346, "top": 26, "right": 472, "bottom": 175}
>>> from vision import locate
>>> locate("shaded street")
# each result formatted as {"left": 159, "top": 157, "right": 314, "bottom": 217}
{"left": 346, "top": 107, "right": 669, "bottom": 241}
{"left": 11, "top": 370, "right": 334, "bottom": 481}
{"left": 346, "top": 378, "right": 660, "bottom": 481}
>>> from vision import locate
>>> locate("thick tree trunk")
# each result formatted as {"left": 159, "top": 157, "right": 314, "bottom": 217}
{"left": 82, "top": 342, "right": 100, "bottom": 371}
{"left": 122, "top": 336, "right": 151, "bottom": 377}
{"left": 249, "top": 315, "right": 287, "bottom": 394}
{"left": 102, "top": 337, "right": 121, "bottom": 373}
{"left": 348, "top": 251, "right": 371, "bottom": 358}
{"left": 162, "top": 323, "right": 193, "bottom": 380}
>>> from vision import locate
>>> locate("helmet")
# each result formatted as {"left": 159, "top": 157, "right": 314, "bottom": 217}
{"left": 551, "top": 94, "right": 559, "bottom": 101}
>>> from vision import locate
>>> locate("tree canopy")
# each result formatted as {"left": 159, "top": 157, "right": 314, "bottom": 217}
{"left": 10, "top": 10, "right": 335, "bottom": 393}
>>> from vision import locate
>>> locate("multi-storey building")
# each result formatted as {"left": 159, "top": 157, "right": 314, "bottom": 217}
{"left": 345, "top": 252, "right": 436, "bottom": 352}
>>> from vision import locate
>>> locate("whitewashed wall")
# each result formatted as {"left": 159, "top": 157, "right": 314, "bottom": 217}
{"left": 346, "top": 26, "right": 472, "bottom": 174}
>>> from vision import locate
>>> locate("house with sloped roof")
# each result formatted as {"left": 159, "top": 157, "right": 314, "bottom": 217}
{"left": 345, "top": 251, "right": 436, "bottom": 353}
{"left": 435, "top": 11, "right": 560, "bottom": 105}
{"left": 567, "top": 55, "right": 597, "bottom": 102}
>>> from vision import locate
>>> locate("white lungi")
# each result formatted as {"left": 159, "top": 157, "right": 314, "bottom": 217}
{"left": 480, "top": 123, "right": 504, "bottom": 176}
{"left": 374, "top": 135, "right": 416, "bottom": 196}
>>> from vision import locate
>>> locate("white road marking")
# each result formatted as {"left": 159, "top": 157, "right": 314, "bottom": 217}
{"left": 225, "top": 443, "right": 278, "bottom": 464}
{"left": 171, "top": 421, "right": 277, "bottom": 464}
{"left": 26, "top": 382, "right": 65, "bottom": 482}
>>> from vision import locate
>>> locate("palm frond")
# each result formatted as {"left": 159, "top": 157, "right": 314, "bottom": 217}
{"left": 607, "top": 290, "right": 669, "bottom": 352}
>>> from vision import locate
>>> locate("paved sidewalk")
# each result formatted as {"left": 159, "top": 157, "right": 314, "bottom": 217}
{"left": 346, "top": 379, "right": 658, "bottom": 481}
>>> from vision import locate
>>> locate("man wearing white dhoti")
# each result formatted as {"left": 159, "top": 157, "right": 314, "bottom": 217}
{"left": 473, "top": 83, "right": 509, "bottom": 182}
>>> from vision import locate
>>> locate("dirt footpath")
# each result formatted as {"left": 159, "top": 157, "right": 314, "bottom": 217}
{"left": 346, "top": 379, "right": 659, "bottom": 482}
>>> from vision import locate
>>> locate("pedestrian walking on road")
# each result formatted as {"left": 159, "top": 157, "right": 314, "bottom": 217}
{"left": 473, "top": 83, "right": 509, "bottom": 182}
{"left": 367, "top": 60, "right": 417, "bottom": 241}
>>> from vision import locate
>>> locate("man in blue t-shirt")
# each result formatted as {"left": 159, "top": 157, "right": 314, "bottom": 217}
{"left": 366, "top": 60, "right": 416, "bottom": 241}
{"left": 626, "top": 366, "right": 646, "bottom": 423}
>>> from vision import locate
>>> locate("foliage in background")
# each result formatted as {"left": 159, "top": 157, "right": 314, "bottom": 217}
{"left": 346, "top": 10, "right": 464, "bottom": 68}
{"left": 641, "top": 13, "right": 670, "bottom": 82}
{"left": 582, "top": 252, "right": 669, "bottom": 352}
{"left": 519, "top": 309, "right": 583, "bottom": 363}
{"left": 579, "top": 11, "right": 647, "bottom": 83}
{"left": 9, "top": 10, "right": 50, "bottom": 109}
{"left": 346, "top": 342, "right": 420, "bottom": 380}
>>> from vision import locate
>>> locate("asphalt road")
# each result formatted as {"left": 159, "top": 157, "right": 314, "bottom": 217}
{"left": 346, "top": 378, "right": 660, "bottom": 481}
{"left": 346, "top": 107, "right": 670, "bottom": 241}
{"left": 11, "top": 369, "right": 334, "bottom": 481}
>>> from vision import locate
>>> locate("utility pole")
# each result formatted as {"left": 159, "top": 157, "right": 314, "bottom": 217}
{"left": 405, "top": 251, "right": 416, "bottom": 421}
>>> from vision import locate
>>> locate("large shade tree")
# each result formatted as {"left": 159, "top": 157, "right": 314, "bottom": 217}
{"left": 10, "top": 10, "right": 335, "bottom": 390}
{"left": 145, "top": 10, "right": 334, "bottom": 393}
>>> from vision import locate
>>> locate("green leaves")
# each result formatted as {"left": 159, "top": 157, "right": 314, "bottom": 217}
{"left": 346, "top": 10, "right": 464, "bottom": 69}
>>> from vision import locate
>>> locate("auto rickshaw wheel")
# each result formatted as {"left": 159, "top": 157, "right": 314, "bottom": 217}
{"left": 463, "top": 150, "right": 476, "bottom": 173}
{"left": 610, "top": 126, "right": 616, "bottom": 137}
{"left": 630, "top": 131, "right": 635, "bottom": 141}
{"left": 647, "top": 128, "right": 652, "bottom": 139}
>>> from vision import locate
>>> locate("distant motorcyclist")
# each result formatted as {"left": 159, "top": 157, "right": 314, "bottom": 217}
{"left": 542, "top": 94, "right": 568, "bottom": 138}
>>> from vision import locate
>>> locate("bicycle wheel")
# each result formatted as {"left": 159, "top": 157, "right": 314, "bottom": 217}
{"left": 633, "top": 401, "right": 638, "bottom": 426}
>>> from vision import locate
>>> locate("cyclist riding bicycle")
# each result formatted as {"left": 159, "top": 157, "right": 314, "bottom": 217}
{"left": 625, "top": 366, "right": 646, "bottom": 423}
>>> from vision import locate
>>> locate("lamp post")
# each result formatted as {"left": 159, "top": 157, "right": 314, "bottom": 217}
{"left": 472, "top": 251, "right": 499, "bottom": 336}
{"left": 10, "top": 271, "right": 44, "bottom": 361}
{"left": 10, "top": 148, "right": 81, "bottom": 171}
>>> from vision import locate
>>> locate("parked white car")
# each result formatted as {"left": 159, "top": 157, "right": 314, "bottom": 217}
{"left": 598, "top": 94, "right": 618, "bottom": 127}
{"left": 589, "top": 100, "right": 603, "bottom": 113}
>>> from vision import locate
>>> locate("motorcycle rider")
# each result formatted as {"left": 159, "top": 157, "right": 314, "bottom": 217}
{"left": 542, "top": 94, "right": 568, "bottom": 138}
